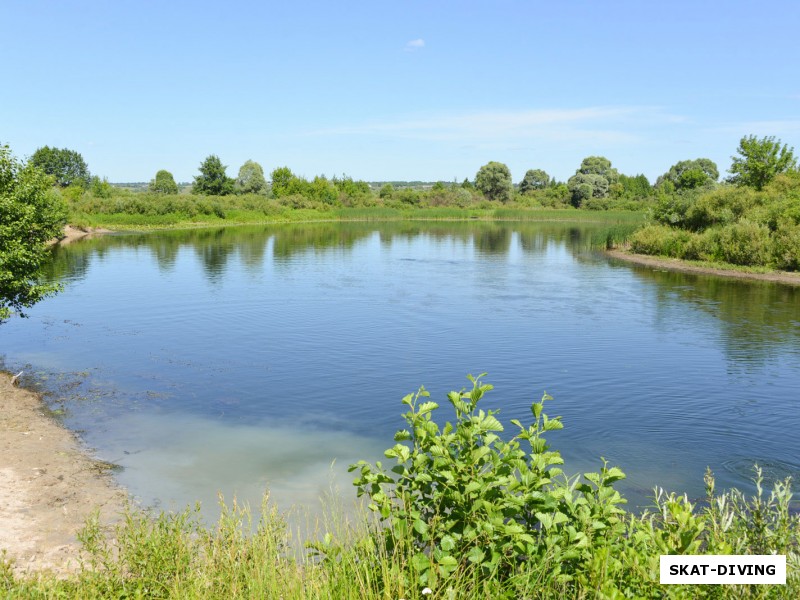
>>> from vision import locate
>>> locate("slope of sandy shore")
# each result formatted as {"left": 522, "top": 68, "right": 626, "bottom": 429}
{"left": 0, "top": 373, "right": 126, "bottom": 576}
{"left": 606, "top": 249, "right": 800, "bottom": 286}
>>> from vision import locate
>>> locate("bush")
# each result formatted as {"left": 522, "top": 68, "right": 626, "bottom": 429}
{"left": 710, "top": 221, "right": 772, "bottom": 266}
{"left": 350, "top": 374, "right": 627, "bottom": 587}
{"left": 771, "top": 220, "right": 800, "bottom": 270}
{"left": 630, "top": 225, "right": 696, "bottom": 258}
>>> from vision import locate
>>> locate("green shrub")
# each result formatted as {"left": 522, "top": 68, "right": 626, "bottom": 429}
{"left": 350, "top": 374, "right": 627, "bottom": 588}
{"left": 630, "top": 224, "right": 695, "bottom": 258}
{"left": 685, "top": 186, "right": 761, "bottom": 231}
{"left": 709, "top": 221, "right": 772, "bottom": 266}
{"left": 772, "top": 220, "right": 800, "bottom": 270}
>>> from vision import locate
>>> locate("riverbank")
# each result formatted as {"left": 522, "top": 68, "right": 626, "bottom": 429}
{"left": 607, "top": 248, "right": 800, "bottom": 286}
{"left": 0, "top": 373, "right": 126, "bottom": 575}
{"left": 68, "top": 205, "right": 647, "bottom": 231}
{"left": 48, "top": 225, "right": 114, "bottom": 246}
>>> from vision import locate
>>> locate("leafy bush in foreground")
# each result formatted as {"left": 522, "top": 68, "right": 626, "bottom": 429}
{"left": 350, "top": 374, "right": 627, "bottom": 588}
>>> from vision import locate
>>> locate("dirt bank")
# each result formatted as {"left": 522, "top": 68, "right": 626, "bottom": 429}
{"left": 0, "top": 373, "right": 126, "bottom": 576}
{"left": 606, "top": 249, "right": 800, "bottom": 286}
{"left": 48, "top": 225, "right": 113, "bottom": 247}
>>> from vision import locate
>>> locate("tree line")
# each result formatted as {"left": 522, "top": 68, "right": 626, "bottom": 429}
{"left": 21, "top": 135, "right": 798, "bottom": 210}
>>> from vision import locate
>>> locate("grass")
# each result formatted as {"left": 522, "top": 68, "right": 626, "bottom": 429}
{"left": 2, "top": 471, "right": 797, "bottom": 599}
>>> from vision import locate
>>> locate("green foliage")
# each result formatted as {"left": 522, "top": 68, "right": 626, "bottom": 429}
{"left": 638, "top": 167, "right": 800, "bottom": 270}
{"left": 29, "top": 145, "right": 91, "bottom": 188}
{"left": 235, "top": 160, "right": 267, "bottom": 195}
{"left": 90, "top": 176, "right": 113, "bottom": 199}
{"left": 149, "top": 169, "right": 179, "bottom": 195}
{"left": 193, "top": 155, "right": 234, "bottom": 196}
{"left": 567, "top": 173, "right": 608, "bottom": 207}
{"left": 270, "top": 166, "right": 299, "bottom": 198}
{"left": 657, "top": 158, "right": 719, "bottom": 191}
{"left": 576, "top": 156, "right": 619, "bottom": 183}
{"left": 568, "top": 157, "right": 619, "bottom": 206}
{"left": 350, "top": 374, "right": 628, "bottom": 587}
{"left": 519, "top": 169, "right": 550, "bottom": 194}
{"left": 728, "top": 135, "right": 797, "bottom": 190}
{"left": 378, "top": 183, "right": 394, "bottom": 199}
{"left": 475, "top": 161, "right": 513, "bottom": 202}
{"left": 0, "top": 145, "right": 68, "bottom": 321}
{"left": 616, "top": 173, "right": 652, "bottom": 199}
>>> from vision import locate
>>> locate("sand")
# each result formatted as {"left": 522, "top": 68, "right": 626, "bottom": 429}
{"left": 0, "top": 373, "right": 126, "bottom": 576}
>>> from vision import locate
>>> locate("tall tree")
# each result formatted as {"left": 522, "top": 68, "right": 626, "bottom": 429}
{"left": 657, "top": 158, "right": 718, "bottom": 191}
{"left": 150, "top": 169, "right": 179, "bottom": 194}
{"left": 475, "top": 161, "right": 513, "bottom": 202}
{"left": 567, "top": 156, "right": 618, "bottom": 206}
{"left": 29, "top": 146, "right": 91, "bottom": 188}
{"left": 193, "top": 155, "right": 234, "bottom": 195}
{"left": 1, "top": 145, "right": 68, "bottom": 321}
{"left": 728, "top": 135, "right": 797, "bottom": 190}
{"left": 235, "top": 160, "right": 267, "bottom": 194}
{"left": 519, "top": 169, "right": 550, "bottom": 194}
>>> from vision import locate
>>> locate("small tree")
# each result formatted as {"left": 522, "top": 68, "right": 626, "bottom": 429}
{"left": 235, "top": 160, "right": 267, "bottom": 194}
{"left": 475, "top": 161, "right": 513, "bottom": 202}
{"left": 193, "top": 155, "right": 234, "bottom": 196}
{"left": 90, "top": 176, "right": 113, "bottom": 198}
{"left": 1, "top": 145, "right": 68, "bottom": 321}
{"left": 29, "top": 146, "right": 91, "bottom": 188}
{"left": 150, "top": 169, "right": 179, "bottom": 194}
{"left": 519, "top": 169, "right": 550, "bottom": 194}
{"left": 728, "top": 135, "right": 797, "bottom": 190}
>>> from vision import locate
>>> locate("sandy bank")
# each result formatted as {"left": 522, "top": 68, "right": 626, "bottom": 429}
{"left": 606, "top": 249, "right": 800, "bottom": 286}
{"left": 48, "top": 225, "right": 114, "bottom": 247}
{"left": 0, "top": 373, "right": 126, "bottom": 576}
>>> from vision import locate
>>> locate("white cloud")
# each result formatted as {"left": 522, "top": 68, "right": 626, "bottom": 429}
{"left": 308, "top": 106, "right": 680, "bottom": 146}
{"left": 404, "top": 38, "right": 425, "bottom": 51}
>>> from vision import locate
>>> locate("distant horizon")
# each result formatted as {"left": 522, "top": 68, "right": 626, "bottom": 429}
{"left": 3, "top": 1, "right": 798, "bottom": 184}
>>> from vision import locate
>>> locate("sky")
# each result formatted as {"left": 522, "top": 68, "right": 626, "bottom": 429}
{"left": 2, "top": 0, "right": 799, "bottom": 184}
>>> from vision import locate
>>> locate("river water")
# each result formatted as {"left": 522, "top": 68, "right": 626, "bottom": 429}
{"left": 2, "top": 221, "right": 798, "bottom": 518}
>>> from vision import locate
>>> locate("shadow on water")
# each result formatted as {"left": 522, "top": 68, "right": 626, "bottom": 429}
{"left": 619, "top": 264, "right": 800, "bottom": 371}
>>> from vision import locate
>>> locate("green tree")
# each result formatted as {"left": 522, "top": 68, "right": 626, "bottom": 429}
{"left": 728, "top": 135, "right": 797, "bottom": 190}
{"left": 235, "top": 160, "right": 267, "bottom": 194}
{"left": 617, "top": 173, "right": 652, "bottom": 198}
{"left": 29, "top": 146, "right": 91, "bottom": 188}
{"left": 475, "top": 161, "right": 513, "bottom": 202}
{"left": 90, "top": 176, "right": 113, "bottom": 198}
{"left": 270, "top": 166, "right": 295, "bottom": 198}
{"left": 519, "top": 169, "right": 550, "bottom": 194}
{"left": 1, "top": 145, "right": 68, "bottom": 321}
{"left": 193, "top": 155, "right": 234, "bottom": 195}
{"left": 567, "top": 156, "right": 619, "bottom": 206}
{"left": 149, "top": 169, "right": 179, "bottom": 194}
{"left": 656, "top": 158, "right": 718, "bottom": 191}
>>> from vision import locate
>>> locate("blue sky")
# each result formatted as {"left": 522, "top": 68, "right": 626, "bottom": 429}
{"left": 2, "top": 0, "right": 799, "bottom": 184}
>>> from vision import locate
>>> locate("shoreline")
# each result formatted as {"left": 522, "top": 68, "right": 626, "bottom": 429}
{"left": 0, "top": 372, "right": 127, "bottom": 576}
{"left": 606, "top": 248, "right": 800, "bottom": 286}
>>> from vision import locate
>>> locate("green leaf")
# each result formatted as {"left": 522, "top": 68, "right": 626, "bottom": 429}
{"left": 417, "top": 401, "right": 439, "bottom": 415}
{"left": 467, "top": 546, "right": 485, "bottom": 564}
{"left": 413, "top": 519, "right": 429, "bottom": 535}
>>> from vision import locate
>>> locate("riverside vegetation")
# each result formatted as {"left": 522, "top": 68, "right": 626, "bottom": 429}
{"left": 2, "top": 375, "right": 799, "bottom": 598}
